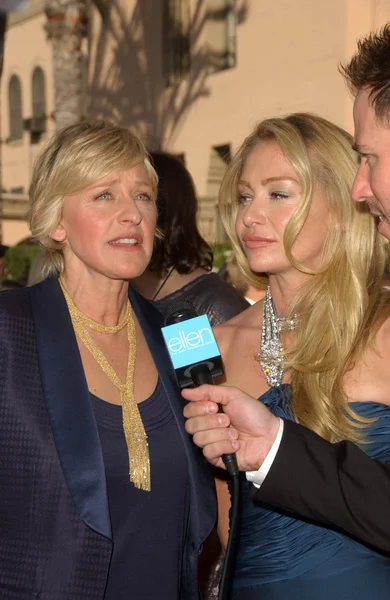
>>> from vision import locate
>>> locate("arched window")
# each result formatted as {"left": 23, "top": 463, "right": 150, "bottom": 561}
{"left": 8, "top": 74, "right": 23, "bottom": 141}
{"left": 31, "top": 66, "right": 46, "bottom": 136}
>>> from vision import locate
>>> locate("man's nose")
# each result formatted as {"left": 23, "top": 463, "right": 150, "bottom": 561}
{"left": 351, "top": 162, "right": 373, "bottom": 203}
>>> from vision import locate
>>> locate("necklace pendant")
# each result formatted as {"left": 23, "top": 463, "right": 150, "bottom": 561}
{"left": 259, "top": 287, "right": 296, "bottom": 387}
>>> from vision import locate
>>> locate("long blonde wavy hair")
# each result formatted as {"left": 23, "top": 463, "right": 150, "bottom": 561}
{"left": 219, "top": 113, "right": 389, "bottom": 443}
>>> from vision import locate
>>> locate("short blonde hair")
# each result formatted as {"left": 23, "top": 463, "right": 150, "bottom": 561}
{"left": 28, "top": 120, "right": 158, "bottom": 277}
{"left": 219, "top": 112, "right": 388, "bottom": 443}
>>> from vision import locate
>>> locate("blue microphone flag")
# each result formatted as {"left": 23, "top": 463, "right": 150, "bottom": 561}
{"left": 162, "top": 315, "right": 219, "bottom": 368}
{"left": 162, "top": 314, "right": 223, "bottom": 388}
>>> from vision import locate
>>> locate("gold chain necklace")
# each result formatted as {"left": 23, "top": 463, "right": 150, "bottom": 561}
{"left": 60, "top": 280, "right": 151, "bottom": 492}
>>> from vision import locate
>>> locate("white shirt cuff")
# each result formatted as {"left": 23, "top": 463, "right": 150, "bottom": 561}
{"left": 245, "top": 418, "right": 284, "bottom": 488}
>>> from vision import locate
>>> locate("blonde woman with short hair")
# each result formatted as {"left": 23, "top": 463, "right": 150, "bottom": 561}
{"left": 185, "top": 113, "right": 390, "bottom": 598}
{"left": 0, "top": 120, "right": 215, "bottom": 599}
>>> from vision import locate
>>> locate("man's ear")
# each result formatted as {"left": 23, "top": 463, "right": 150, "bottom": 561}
{"left": 50, "top": 220, "right": 67, "bottom": 243}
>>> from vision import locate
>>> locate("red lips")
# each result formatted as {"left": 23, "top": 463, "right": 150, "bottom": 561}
{"left": 242, "top": 235, "right": 275, "bottom": 248}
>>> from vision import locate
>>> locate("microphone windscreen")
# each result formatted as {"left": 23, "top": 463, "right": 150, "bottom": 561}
{"left": 164, "top": 300, "right": 198, "bottom": 326}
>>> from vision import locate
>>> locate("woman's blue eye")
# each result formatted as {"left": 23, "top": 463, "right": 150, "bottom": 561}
{"left": 136, "top": 192, "right": 152, "bottom": 202}
{"left": 96, "top": 192, "right": 111, "bottom": 200}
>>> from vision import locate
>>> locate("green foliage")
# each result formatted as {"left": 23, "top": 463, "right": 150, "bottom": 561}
{"left": 3, "top": 244, "right": 41, "bottom": 285}
{"left": 211, "top": 242, "right": 231, "bottom": 270}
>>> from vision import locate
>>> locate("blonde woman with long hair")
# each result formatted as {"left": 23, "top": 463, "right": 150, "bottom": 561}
{"left": 184, "top": 113, "right": 390, "bottom": 598}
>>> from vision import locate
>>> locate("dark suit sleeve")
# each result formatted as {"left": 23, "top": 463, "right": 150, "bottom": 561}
{"left": 253, "top": 419, "right": 390, "bottom": 552}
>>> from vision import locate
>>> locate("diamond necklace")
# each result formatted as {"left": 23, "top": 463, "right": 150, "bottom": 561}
{"left": 257, "top": 286, "right": 297, "bottom": 387}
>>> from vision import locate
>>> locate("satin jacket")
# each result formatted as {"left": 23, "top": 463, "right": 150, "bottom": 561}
{"left": 0, "top": 277, "right": 216, "bottom": 599}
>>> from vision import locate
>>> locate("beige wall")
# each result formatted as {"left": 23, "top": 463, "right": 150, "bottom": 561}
{"left": 1, "top": 0, "right": 54, "bottom": 245}
{"left": 88, "top": 0, "right": 390, "bottom": 199}
{"left": 177, "top": 0, "right": 348, "bottom": 196}
{"left": 2, "top": 0, "right": 390, "bottom": 244}
{"left": 3, "top": 219, "right": 30, "bottom": 245}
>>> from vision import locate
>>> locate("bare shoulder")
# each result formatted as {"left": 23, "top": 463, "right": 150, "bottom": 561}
{"left": 214, "top": 301, "right": 263, "bottom": 356}
{"left": 345, "top": 311, "right": 390, "bottom": 404}
{"left": 213, "top": 298, "right": 264, "bottom": 391}
{"left": 213, "top": 312, "right": 242, "bottom": 352}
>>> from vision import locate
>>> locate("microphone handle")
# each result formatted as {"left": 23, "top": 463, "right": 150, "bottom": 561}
{"left": 189, "top": 364, "right": 239, "bottom": 477}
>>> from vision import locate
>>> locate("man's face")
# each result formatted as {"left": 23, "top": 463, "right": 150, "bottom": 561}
{"left": 352, "top": 87, "right": 390, "bottom": 240}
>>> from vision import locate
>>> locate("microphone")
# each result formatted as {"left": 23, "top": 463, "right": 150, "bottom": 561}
{"left": 162, "top": 300, "right": 224, "bottom": 389}
{"left": 162, "top": 300, "right": 239, "bottom": 477}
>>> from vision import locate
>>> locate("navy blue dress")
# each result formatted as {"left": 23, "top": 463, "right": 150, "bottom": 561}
{"left": 231, "top": 385, "right": 390, "bottom": 599}
{"left": 91, "top": 378, "right": 189, "bottom": 599}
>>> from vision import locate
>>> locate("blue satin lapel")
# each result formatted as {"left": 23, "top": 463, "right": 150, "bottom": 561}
{"left": 129, "top": 288, "right": 216, "bottom": 544}
{"left": 29, "top": 278, "right": 112, "bottom": 540}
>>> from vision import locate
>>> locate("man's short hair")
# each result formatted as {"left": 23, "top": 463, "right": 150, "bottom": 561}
{"left": 340, "top": 23, "right": 390, "bottom": 122}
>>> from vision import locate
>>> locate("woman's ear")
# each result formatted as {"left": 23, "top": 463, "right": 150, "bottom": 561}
{"left": 50, "top": 220, "right": 67, "bottom": 243}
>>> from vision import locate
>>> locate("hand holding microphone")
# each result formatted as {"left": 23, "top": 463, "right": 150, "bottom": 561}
{"left": 161, "top": 300, "right": 280, "bottom": 473}
{"left": 161, "top": 300, "right": 239, "bottom": 477}
{"left": 182, "top": 384, "right": 281, "bottom": 473}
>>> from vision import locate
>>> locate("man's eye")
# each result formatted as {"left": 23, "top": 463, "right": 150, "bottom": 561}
{"left": 360, "top": 154, "right": 374, "bottom": 167}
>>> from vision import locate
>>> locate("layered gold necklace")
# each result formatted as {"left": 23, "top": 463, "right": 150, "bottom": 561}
{"left": 60, "top": 280, "right": 151, "bottom": 492}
